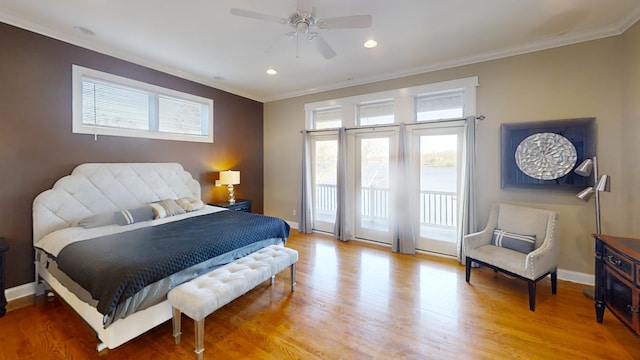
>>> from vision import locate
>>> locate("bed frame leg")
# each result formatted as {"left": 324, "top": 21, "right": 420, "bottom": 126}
{"left": 270, "top": 275, "right": 275, "bottom": 285}
{"left": 195, "top": 318, "right": 205, "bottom": 360}
{"left": 290, "top": 263, "right": 296, "bottom": 292}
{"left": 172, "top": 307, "right": 182, "bottom": 345}
{"left": 96, "top": 342, "right": 108, "bottom": 352}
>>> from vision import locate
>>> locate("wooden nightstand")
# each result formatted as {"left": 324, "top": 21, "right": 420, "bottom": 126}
{"left": 0, "top": 237, "right": 8, "bottom": 317}
{"left": 210, "top": 199, "right": 252, "bottom": 213}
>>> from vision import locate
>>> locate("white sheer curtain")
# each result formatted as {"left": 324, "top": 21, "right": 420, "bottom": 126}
{"left": 299, "top": 131, "right": 313, "bottom": 233}
{"left": 392, "top": 124, "right": 416, "bottom": 254}
{"left": 457, "top": 116, "right": 479, "bottom": 263}
{"left": 333, "top": 127, "right": 352, "bottom": 241}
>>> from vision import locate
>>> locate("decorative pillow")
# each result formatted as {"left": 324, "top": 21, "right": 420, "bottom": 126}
{"left": 491, "top": 229, "right": 536, "bottom": 254}
{"left": 150, "top": 199, "right": 186, "bottom": 219}
{"left": 76, "top": 213, "right": 118, "bottom": 229}
{"left": 175, "top": 196, "right": 204, "bottom": 212}
{"left": 77, "top": 206, "right": 155, "bottom": 228}
{"left": 113, "top": 206, "right": 155, "bottom": 225}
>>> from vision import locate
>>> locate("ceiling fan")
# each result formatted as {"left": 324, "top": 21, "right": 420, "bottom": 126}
{"left": 230, "top": 0, "right": 372, "bottom": 59}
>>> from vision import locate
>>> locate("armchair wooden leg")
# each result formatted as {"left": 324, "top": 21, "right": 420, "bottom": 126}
{"left": 528, "top": 280, "right": 536, "bottom": 312}
{"left": 551, "top": 270, "right": 557, "bottom": 295}
{"left": 465, "top": 257, "right": 472, "bottom": 283}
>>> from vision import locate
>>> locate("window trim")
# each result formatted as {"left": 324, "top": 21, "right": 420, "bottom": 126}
{"left": 72, "top": 65, "right": 214, "bottom": 143}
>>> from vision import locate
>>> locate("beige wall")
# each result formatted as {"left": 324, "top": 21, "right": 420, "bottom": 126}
{"left": 621, "top": 22, "right": 640, "bottom": 234}
{"left": 265, "top": 21, "right": 640, "bottom": 276}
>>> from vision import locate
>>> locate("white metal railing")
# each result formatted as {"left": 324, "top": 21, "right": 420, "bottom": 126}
{"left": 315, "top": 184, "right": 456, "bottom": 228}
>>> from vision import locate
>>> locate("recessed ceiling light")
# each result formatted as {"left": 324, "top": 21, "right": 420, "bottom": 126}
{"left": 266, "top": 68, "right": 277, "bottom": 75}
{"left": 364, "top": 39, "right": 377, "bottom": 49}
{"left": 73, "top": 26, "right": 94, "bottom": 36}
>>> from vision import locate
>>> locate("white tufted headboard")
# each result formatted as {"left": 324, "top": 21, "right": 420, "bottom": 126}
{"left": 33, "top": 163, "right": 201, "bottom": 244}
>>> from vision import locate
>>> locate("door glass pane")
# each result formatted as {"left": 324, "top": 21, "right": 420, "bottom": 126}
{"left": 313, "top": 139, "right": 338, "bottom": 232}
{"left": 360, "top": 138, "right": 390, "bottom": 232}
{"left": 420, "top": 135, "right": 457, "bottom": 242}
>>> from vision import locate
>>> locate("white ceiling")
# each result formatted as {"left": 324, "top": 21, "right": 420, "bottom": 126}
{"left": 2, "top": 0, "right": 640, "bottom": 102}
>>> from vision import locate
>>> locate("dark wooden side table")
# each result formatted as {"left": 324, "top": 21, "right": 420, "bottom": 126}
{"left": 210, "top": 199, "right": 252, "bottom": 213}
{"left": 593, "top": 234, "right": 640, "bottom": 336}
{"left": 0, "top": 237, "right": 8, "bottom": 317}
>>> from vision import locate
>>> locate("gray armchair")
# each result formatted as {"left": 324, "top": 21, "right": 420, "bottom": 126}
{"left": 463, "top": 203, "right": 560, "bottom": 311}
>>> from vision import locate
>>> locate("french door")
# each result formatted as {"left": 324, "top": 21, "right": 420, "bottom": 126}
{"left": 410, "top": 126, "right": 463, "bottom": 255}
{"left": 352, "top": 130, "right": 397, "bottom": 244}
{"left": 310, "top": 133, "right": 338, "bottom": 233}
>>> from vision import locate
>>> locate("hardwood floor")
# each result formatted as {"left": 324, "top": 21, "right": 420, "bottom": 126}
{"left": 1, "top": 230, "right": 639, "bottom": 359}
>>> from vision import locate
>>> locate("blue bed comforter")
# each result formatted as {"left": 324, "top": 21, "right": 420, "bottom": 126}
{"left": 56, "top": 210, "right": 290, "bottom": 316}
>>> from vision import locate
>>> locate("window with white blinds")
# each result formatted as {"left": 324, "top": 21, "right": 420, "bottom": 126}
{"left": 313, "top": 106, "right": 342, "bottom": 129}
{"left": 72, "top": 65, "right": 214, "bottom": 143}
{"left": 357, "top": 99, "right": 394, "bottom": 126}
{"left": 415, "top": 89, "right": 464, "bottom": 122}
{"left": 305, "top": 77, "right": 477, "bottom": 130}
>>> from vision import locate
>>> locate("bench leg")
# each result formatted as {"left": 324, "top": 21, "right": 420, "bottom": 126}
{"left": 172, "top": 307, "right": 182, "bottom": 345}
{"left": 290, "top": 263, "right": 297, "bottom": 292}
{"left": 194, "top": 318, "right": 205, "bottom": 360}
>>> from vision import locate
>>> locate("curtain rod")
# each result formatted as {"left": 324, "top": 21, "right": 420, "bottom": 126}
{"left": 301, "top": 115, "right": 485, "bottom": 134}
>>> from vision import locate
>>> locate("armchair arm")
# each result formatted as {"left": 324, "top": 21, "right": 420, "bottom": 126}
{"left": 463, "top": 229, "right": 493, "bottom": 252}
{"left": 525, "top": 212, "right": 560, "bottom": 278}
{"left": 462, "top": 203, "right": 500, "bottom": 254}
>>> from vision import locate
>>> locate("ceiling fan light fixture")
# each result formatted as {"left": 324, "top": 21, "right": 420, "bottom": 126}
{"left": 266, "top": 68, "right": 278, "bottom": 75}
{"left": 296, "top": 21, "right": 309, "bottom": 34}
{"left": 364, "top": 39, "right": 378, "bottom": 48}
{"left": 230, "top": 2, "right": 372, "bottom": 60}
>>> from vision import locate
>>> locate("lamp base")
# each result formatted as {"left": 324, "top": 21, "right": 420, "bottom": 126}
{"left": 227, "top": 184, "right": 235, "bottom": 204}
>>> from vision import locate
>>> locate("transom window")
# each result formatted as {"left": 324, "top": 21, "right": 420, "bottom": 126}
{"left": 415, "top": 89, "right": 464, "bottom": 122}
{"left": 313, "top": 106, "right": 342, "bottom": 129}
{"left": 305, "top": 77, "right": 477, "bottom": 129}
{"left": 357, "top": 99, "right": 395, "bottom": 126}
{"left": 72, "top": 65, "right": 214, "bottom": 143}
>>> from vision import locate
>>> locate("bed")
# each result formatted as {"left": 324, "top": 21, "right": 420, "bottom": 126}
{"left": 32, "top": 162, "right": 290, "bottom": 351}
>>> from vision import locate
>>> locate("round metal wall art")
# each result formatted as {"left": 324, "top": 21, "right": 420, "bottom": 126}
{"left": 514, "top": 132, "right": 577, "bottom": 180}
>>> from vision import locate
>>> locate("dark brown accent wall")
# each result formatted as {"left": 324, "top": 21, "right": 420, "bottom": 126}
{"left": 0, "top": 22, "right": 264, "bottom": 289}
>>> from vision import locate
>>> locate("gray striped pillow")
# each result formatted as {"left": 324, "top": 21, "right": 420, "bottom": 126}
{"left": 491, "top": 229, "right": 536, "bottom": 254}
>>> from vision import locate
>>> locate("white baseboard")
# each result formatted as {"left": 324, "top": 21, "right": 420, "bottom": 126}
{"left": 6, "top": 282, "right": 36, "bottom": 302}
{"left": 286, "top": 221, "right": 298, "bottom": 231}
{"left": 557, "top": 268, "right": 594, "bottom": 286}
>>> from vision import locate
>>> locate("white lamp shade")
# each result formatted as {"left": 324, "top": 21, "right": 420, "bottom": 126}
{"left": 219, "top": 170, "right": 240, "bottom": 185}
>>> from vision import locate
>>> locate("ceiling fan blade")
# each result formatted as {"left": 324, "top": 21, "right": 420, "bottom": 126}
{"left": 319, "top": 15, "right": 372, "bottom": 29}
{"left": 309, "top": 35, "right": 336, "bottom": 59}
{"left": 230, "top": 8, "right": 285, "bottom": 24}
{"left": 296, "top": 0, "right": 314, "bottom": 17}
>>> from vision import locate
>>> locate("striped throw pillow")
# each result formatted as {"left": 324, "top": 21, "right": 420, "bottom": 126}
{"left": 491, "top": 229, "right": 536, "bottom": 254}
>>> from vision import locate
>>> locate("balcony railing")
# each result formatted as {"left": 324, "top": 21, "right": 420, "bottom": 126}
{"left": 315, "top": 184, "right": 457, "bottom": 229}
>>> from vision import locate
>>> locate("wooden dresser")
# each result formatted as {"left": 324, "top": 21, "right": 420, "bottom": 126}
{"left": 593, "top": 234, "right": 640, "bottom": 335}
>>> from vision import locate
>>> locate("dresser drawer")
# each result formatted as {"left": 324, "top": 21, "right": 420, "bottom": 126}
{"left": 604, "top": 246, "right": 634, "bottom": 282}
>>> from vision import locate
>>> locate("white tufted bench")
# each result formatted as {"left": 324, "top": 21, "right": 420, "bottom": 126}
{"left": 167, "top": 244, "right": 298, "bottom": 360}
